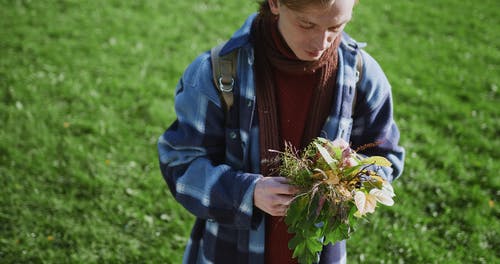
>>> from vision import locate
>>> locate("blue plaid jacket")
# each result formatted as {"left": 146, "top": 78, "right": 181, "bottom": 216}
{"left": 158, "top": 14, "right": 405, "bottom": 264}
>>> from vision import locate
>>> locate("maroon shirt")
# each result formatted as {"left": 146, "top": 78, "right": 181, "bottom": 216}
{"left": 265, "top": 68, "right": 319, "bottom": 264}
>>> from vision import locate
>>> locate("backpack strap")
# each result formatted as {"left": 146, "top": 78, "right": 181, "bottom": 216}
{"left": 210, "top": 42, "right": 238, "bottom": 115}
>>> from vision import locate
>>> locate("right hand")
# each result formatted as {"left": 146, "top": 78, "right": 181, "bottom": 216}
{"left": 253, "top": 176, "right": 299, "bottom": 216}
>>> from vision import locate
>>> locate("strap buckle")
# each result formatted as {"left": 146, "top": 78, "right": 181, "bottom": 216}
{"left": 218, "top": 76, "right": 234, "bottom": 92}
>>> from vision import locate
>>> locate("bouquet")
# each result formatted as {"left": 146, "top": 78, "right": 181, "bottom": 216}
{"left": 277, "top": 137, "right": 395, "bottom": 264}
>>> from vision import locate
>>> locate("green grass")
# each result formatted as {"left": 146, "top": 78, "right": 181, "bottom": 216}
{"left": 1, "top": 0, "right": 498, "bottom": 263}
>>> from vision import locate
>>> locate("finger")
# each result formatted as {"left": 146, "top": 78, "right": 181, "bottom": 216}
{"left": 275, "top": 177, "right": 301, "bottom": 193}
{"left": 272, "top": 182, "right": 299, "bottom": 195}
{"left": 270, "top": 209, "right": 287, "bottom": 216}
{"left": 273, "top": 177, "right": 290, "bottom": 183}
{"left": 269, "top": 204, "right": 289, "bottom": 216}
{"left": 266, "top": 195, "right": 295, "bottom": 214}
{"left": 275, "top": 194, "right": 295, "bottom": 206}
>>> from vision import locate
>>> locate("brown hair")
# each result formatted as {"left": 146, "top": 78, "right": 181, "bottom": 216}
{"left": 259, "top": 0, "right": 358, "bottom": 12}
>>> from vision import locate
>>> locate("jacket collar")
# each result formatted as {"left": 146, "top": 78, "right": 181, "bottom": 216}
{"left": 220, "top": 14, "right": 257, "bottom": 56}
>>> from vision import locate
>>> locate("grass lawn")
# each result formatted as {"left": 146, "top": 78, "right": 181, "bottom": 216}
{"left": 1, "top": 0, "right": 498, "bottom": 263}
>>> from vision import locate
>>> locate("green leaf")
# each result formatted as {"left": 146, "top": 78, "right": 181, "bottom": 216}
{"left": 361, "top": 156, "right": 392, "bottom": 167}
{"left": 315, "top": 142, "right": 338, "bottom": 170}
{"left": 342, "top": 164, "right": 363, "bottom": 177}
{"left": 348, "top": 205, "right": 359, "bottom": 231}
{"left": 292, "top": 237, "right": 320, "bottom": 264}
{"left": 291, "top": 238, "right": 306, "bottom": 259}
{"left": 332, "top": 147, "right": 342, "bottom": 160}
{"left": 286, "top": 195, "right": 309, "bottom": 229}
{"left": 287, "top": 205, "right": 325, "bottom": 263}
{"left": 324, "top": 223, "right": 351, "bottom": 245}
{"left": 306, "top": 236, "right": 323, "bottom": 253}
{"left": 288, "top": 233, "right": 303, "bottom": 251}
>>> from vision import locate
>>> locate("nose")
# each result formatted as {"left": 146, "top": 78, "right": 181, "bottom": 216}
{"left": 313, "top": 30, "right": 335, "bottom": 51}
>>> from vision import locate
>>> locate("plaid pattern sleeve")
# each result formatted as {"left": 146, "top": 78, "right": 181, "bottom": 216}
{"left": 158, "top": 52, "right": 261, "bottom": 229}
{"left": 350, "top": 50, "right": 405, "bottom": 182}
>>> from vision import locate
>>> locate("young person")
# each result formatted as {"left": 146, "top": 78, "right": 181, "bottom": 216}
{"left": 158, "top": 0, "right": 405, "bottom": 263}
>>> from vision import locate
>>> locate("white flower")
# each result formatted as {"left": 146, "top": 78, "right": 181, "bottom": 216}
{"left": 381, "top": 181, "right": 395, "bottom": 198}
{"left": 354, "top": 184, "right": 395, "bottom": 217}
{"left": 354, "top": 191, "right": 376, "bottom": 217}
{"left": 369, "top": 188, "right": 394, "bottom": 206}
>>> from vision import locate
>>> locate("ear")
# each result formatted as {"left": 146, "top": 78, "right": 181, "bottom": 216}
{"left": 268, "top": 0, "right": 280, "bottom": 15}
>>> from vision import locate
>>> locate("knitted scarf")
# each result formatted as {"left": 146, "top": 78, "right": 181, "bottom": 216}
{"left": 251, "top": 5, "right": 341, "bottom": 176}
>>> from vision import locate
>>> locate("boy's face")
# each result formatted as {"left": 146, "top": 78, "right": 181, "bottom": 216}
{"left": 269, "top": 0, "right": 355, "bottom": 61}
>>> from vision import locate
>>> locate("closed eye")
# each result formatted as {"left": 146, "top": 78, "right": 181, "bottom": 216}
{"left": 299, "top": 22, "right": 315, "bottom": 30}
{"left": 328, "top": 26, "right": 342, "bottom": 32}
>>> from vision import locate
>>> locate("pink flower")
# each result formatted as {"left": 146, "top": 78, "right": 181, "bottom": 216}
{"left": 330, "top": 138, "right": 350, "bottom": 150}
{"left": 343, "top": 156, "right": 358, "bottom": 167}
{"left": 329, "top": 138, "right": 358, "bottom": 167}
